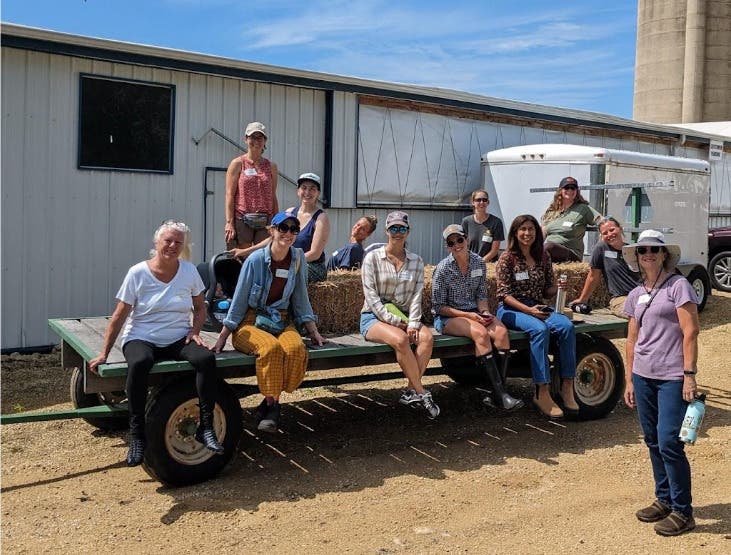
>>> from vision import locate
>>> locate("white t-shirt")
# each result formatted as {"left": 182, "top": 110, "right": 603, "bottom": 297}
{"left": 117, "top": 260, "right": 205, "bottom": 347}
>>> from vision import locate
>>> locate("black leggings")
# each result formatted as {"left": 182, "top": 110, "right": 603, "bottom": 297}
{"left": 123, "top": 337, "right": 217, "bottom": 439}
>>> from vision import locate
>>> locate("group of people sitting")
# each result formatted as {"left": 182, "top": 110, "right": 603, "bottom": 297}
{"left": 87, "top": 123, "right": 701, "bottom": 535}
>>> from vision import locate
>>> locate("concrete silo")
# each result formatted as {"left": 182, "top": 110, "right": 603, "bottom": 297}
{"left": 633, "top": 0, "right": 731, "bottom": 123}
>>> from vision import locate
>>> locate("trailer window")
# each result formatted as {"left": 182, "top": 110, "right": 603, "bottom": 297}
{"left": 78, "top": 74, "right": 175, "bottom": 173}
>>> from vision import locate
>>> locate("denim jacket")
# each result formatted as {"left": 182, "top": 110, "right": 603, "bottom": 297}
{"left": 223, "top": 246, "right": 316, "bottom": 331}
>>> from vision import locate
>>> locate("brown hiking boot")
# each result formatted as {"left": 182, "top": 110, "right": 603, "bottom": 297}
{"left": 532, "top": 392, "right": 563, "bottom": 419}
{"left": 654, "top": 511, "right": 695, "bottom": 536}
{"left": 636, "top": 500, "right": 672, "bottom": 522}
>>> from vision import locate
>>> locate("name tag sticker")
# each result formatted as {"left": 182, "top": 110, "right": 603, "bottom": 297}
{"left": 244, "top": 168, "right": 258, "bottom": 176}
{"left": 482, "top": 234, "right": 493, "bottom": 243}
{"left": 638, "top": 293, "right": 651, "bottom": 305}
{"left": 470, "top": 268, "right": 483, "bottom": 278}
{"left": 605, "top": 251, "right": 618, "bottom": 259}
{"left": 399, "top": 271, "right": 413, "bottom": 282}
{"left": 562, "top": 221, "right": 573, "bottom": 227}
{"left": 275, "top": 268, "right": 290, "bottom": 279}
{"left": 515, "top": 271, "right": 529, "bottom": 281}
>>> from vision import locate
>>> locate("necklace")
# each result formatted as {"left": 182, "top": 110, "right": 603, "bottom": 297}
{"left": 643, "top": 271, "right": 664, "bottom": 295}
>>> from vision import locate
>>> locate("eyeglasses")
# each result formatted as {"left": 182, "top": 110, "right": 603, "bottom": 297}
{"left": 446, "top": 236, "right": 466, "bottom": 247}
{"left": 276, "top": 223, "right": 300, "bottom": 235}
{"left": 474, "top": 197, "right": 489, "bottom": 203}
{"left": 387, "top": 225, "right": 409, "bottom": 235}
{"left": 636, "top": 246, "right": 662, "bottom": 255}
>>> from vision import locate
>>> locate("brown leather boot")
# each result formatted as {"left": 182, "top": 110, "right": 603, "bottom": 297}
{"left": 532, "top": 385, "right": 563, "bottom": 419}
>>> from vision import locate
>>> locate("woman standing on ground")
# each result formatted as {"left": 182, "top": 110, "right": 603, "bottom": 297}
{"left": 89, "top": 220, "right": 224, "bottom": 467}
{"left": 224, "top": 121, "right": 279, "bottom": 250}
{"left": 623, "top": 230, "right": 700, "bottom": 537}
{"left": 495, "top": 214, "right": 579, "bottom": 419}
{"left": 461, "top": 190, "right": 505, "bottom": 263}
{"left": 360, "top": 211, "right": 440, "bottom": 419}
{"left": 213, "top": 212, "right": 324, "bottom": 433}
{"left": 432, "top": 224, "right": 523, "bottom": 411}
{"left": 541, "top": 176, "right": 601, "bottom": 263}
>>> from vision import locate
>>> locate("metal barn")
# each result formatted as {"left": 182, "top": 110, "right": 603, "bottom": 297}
{"left": 2, "top": 23, "right": 729, "bottom": 349}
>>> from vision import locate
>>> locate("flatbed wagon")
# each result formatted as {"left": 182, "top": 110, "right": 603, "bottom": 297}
{"left": 1, "top": 313, "right": 628, "bottom": 486}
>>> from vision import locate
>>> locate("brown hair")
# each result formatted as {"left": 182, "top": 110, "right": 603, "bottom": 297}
{"left": 362, "top": 215, "right": 378, "bottom": 233}
{"left": 470, "top": 189, "right": 490, "bottom": 202}
{"left": 542, "top": 183, "right": 589, "bottom": 223}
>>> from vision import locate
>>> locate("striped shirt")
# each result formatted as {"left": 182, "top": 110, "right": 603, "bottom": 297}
{"left": 431, "top": 251, "right": 488, "bottom": 315}
{"left": 360, "top": 246, "right": 425, "bottom": 329}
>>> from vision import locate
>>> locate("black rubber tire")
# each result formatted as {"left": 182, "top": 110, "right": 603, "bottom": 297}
{"left": 142, "top": 378, "right": 242, "bottom": 487}
{"left": 686, "top": 268, "right": 710, "bottom": 313}
{"left": 440, "top": 355, "right": 483, "bottom": 386}
{"left": 69, "top": 367, "right": 128, "bottom": 430}
{"left": 709, "top": 250, "right": 731, "bottom": 292}
{"left": 571, "top": 336, "right": 625, "bottom": 420}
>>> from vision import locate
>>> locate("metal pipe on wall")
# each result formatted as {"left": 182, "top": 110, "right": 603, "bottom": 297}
{"left": 682, "top": 0, "right": 707, "bottom": 123}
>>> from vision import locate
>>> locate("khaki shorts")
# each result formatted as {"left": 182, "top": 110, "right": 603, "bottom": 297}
{"left": 227, "top": 217, "right": 271, "bottom": 249}
{"left": 609, "top": 296, "right": 629, "bottom": 319}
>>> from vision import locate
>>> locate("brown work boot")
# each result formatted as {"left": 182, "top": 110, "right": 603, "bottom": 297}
{"left": 654, "top": 511, "right": 695, "bottom": 536}
{"left": 532, "top": 386, "right": 563, "bottom": 419}
{"left": 636, "top": 500, "right": 672, "bottom": 522}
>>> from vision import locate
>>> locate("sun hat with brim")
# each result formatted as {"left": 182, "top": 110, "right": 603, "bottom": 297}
{"left": 622, "top": 229, "right": 681, "bottom": 272}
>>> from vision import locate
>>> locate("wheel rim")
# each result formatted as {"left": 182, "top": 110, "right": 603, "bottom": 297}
{"left": 713, "top": 255, "right": 731, "bottom": 289}
{"left": 164, "top": 399, "right": 227, "bottom": 466}
{"left": 574, "top": 351, "right": 616, "bottom": 406}
{"left": 691, "top": 277, "right": 705, "bottom": 303}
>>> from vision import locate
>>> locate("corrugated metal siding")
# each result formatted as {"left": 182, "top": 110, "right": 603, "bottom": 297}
{"left": 1, "top": 47, "right": 326, "bottom": 348}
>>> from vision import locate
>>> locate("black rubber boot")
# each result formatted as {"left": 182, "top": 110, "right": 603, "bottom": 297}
{"left": 478, "top": 354, "right": 524, "bottom": 411}
{"left": 126, "top": 437, "right": 145, "bottom": 467}
{"left": 496, "top": 349, "right": 511, "bottom": 382}
{"left": 195, "top": 408, "right": 224, "bottom": 455}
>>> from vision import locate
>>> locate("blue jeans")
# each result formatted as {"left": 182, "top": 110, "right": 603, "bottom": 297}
{"left": 497, "top": 304, "right": 576, "bottom": 384}
{"left": 632, "top": 374, "right": 692, "bottom": 517}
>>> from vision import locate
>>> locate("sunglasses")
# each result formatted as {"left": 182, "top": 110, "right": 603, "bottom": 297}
{"left": 446, "top": 236, "right": 466, "bottom": 247}
{"left": 387, "top": 225, "right": 409, "bottom": 235}
{"left": 562, "top": 185, "right": 578, "bottom": 191}
{"left": 636, "top": 246, "right": 663, "bottom": 255}
{"left": 276, "top": 222, "right": 300, "bottom": 235}
{"left": 474, "top": 197, "right": 489, "bottom": 203}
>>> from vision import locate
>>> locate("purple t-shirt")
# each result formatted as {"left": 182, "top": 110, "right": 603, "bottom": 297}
{"left": 623, "top": 274, "right": 698, "bottom": 380}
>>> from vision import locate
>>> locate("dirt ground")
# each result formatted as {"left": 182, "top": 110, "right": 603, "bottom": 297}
{"left": 1, "top": 294, "right": 730, "bottom": 554}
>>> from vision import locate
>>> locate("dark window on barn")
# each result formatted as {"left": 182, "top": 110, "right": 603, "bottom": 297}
{"left": 78, "top": 74, "right": 175, "bottom": 173}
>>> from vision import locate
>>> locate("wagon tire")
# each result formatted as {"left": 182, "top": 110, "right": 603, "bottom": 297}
{"left": 570, "top": 336, "right": 625, "bottom": 421}
{"left": 142, "top": 378, "right": 242, "bottom": 487}
{"left": 440, "top": 355, "right": 483, "bottom": 386}
{"left": 686, "top": 268, "right": 710, "bottom": 312}
{"left": 69, "top": 367, "right": 128, "bottom": 430}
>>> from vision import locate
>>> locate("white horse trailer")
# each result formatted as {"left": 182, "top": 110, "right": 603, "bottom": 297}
{"left": 481, "top": 144, "right": 712, "bottom": 309}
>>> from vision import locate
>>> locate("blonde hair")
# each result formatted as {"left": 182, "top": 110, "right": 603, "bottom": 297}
{"left": 151, "top": 220, "right": 192, "bottom": 260}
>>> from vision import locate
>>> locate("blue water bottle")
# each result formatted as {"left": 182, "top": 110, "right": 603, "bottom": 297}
{"left": 213, "top": 299, "right": 230, "bottom": 323}
{"left": 679, "top": 393, "right": 706, "bottom": 445}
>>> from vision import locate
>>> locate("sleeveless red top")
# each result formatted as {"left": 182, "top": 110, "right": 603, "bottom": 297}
{"left": 235, "top": 156, "right": 274, "bottom": 217}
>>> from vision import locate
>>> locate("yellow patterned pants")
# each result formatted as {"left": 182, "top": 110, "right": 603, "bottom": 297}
{"left": 231, "top": 310, "right": 308, "bottom": 397}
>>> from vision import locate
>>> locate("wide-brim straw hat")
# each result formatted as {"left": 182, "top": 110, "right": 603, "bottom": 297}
{"left": 622, "top": 229, "right": 681, "bottom": 272}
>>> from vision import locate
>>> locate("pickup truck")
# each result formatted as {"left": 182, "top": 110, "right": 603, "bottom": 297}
{"left": 708, "top": 226, "right": 731, "bottom": 292}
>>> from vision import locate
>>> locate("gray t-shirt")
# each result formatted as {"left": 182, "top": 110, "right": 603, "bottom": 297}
{"left": 460, "top": 213, "right": 505, "bottom": 260}
{"left": 590, "top": 241, "right": 640, "bottom": 298}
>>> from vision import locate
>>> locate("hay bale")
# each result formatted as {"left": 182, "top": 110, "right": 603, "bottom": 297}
{"left": 308, "top": 262, "right": 610, "bottom": 335}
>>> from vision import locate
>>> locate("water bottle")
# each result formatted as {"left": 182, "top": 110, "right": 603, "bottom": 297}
{"left": 555, "top": 273, "right": 568, "bottom": 312}
{"left": 679, "top": 393, "right": 706, "bottom": 445}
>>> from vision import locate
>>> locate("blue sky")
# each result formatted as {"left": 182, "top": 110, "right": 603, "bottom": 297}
{"left": 2, "top": 0, "right": 639, "bottom": 118}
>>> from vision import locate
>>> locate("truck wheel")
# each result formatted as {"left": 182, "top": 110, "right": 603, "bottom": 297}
{"left": 572, "top": 336, "right": 625, "bottom": 420}
{"left": 142, "top": 378, "right": 242, "bottom": 487}
{"left": 686, "top": 268, "right": 710, "bottom": 312}
{"left": 440, "top": 355, "right": 483, "bottom": 386}
{"left": 69, "top": 367, "right": 128, "bottom": 430}
{"left": 709, "top": 250, "right": 731, "bottom": 292}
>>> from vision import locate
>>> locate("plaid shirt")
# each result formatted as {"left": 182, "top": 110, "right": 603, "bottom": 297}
{"left": 361, "top": 247, "right": 425, "bottom": 329}
{"left": 431, "top": 251, "right": 488, "bottom": 315}
{"left": 495, "top": 250, "right": 555, "bottom": 304}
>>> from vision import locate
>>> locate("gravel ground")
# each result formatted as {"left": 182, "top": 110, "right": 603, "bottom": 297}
{"left": 1, "top": 293, "right": 730, "bottom": 554}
